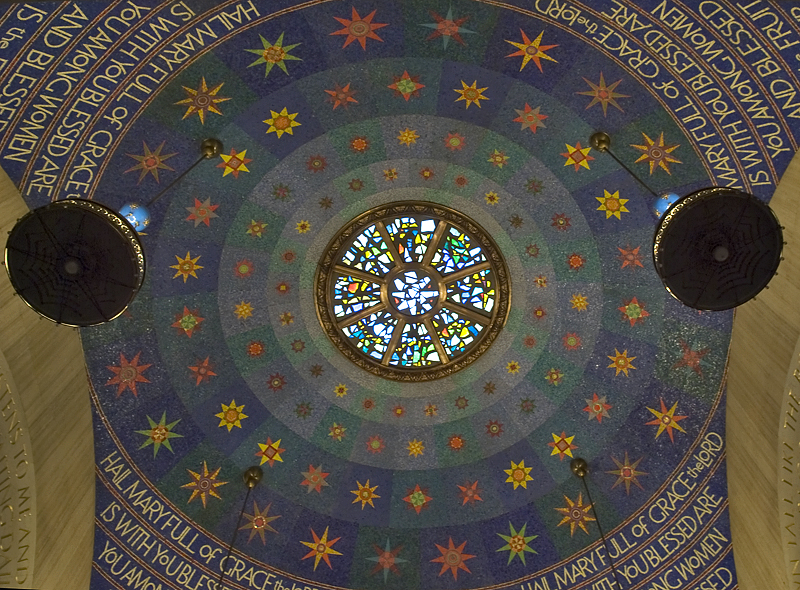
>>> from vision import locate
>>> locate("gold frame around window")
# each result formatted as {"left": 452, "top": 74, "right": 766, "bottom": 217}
{"left": 314, "top": 201, "right": 511, "bottom": 381}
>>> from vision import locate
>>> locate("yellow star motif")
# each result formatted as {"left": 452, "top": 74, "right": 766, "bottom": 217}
{"left": 174, "top": 77, "right": 230, "bottom": 124}
{"left": 561, "top": 142, "right": 594, "bottom": 171}
{"left": 300, "top": 526, "right": 342, "bottom": 571}
{"left": 576, "top": 73, "right": 629, "bottom": 116}
{"left": 351, "top": 479, "right": 380, "bottom": 509}
{"left": 570, "top": 294, "right": 588, "bottom": 311}
{"left": 488, "top": 149, "right": 509, "bottom": 168}
{"left": 505, "top": 29, "right": 558, "bottom": 72}
{"left": 334, "top": 383, "right": 348, "bottom": 397}
{"left": 234, "top": 301, "right": 253, "bottom": 320}
{"left": 596, "top": 190, "right": 630, "bottom": 219}
{"left": 170, "top": 252, "right": 203, "bottom": 282}
{"left": 607, "top": 348, "right": 636, "bottom": 377}
{"left": 504, "top": 460, "right": 533, "bottom": 489}
{"left": 181, "top": 461, "right": 228, "bottom": 508}
{"left": 397, "top": 128, "right": 419, "bottom": 146}
{"left": 263, "top": 107, "right": 300, "bottom": 138}
{"left": 555, "top": 493, "right": 595, "bottom": 536}
{"left": 215, "top": 400, "right": 248, "bottom": 432}
{"left": 256, "top": 437, "right": 285, "bottom": 466}
{"left": 217, "top": 149, "right": 252, "bottom": 178}
{"left": 408, "top": 439, "right": 425, "bottom": 457}
{"left": 646, "top": 398, "right": 688, "bottom": 442}
{"left": 548, "top": 432, "right": 577, "bottom": 460}
{"left": 454, "top": 80, "right": 488, "bottom": 109}
{"left": 631, "top": 132, "right": 681, "bottom": 175}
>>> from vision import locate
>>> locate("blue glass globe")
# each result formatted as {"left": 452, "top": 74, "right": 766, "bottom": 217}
{"left": 654, "top": 192, "right": 680, "bottom": 218}
{"left": 120, "top": 202, "right": 150, "bottom": 233}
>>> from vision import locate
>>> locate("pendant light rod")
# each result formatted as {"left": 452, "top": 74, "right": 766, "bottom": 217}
{"left": 570, "top": 457, "right": 624, "bottom": 590}
{"left": 215, "top": 466, "right": 263, "bottom": 590}
{"left": 146, "top": 138, "right": 223, "bottom": 207}
{"left": 590, "top": 132, "right": 659, "bottom": 198}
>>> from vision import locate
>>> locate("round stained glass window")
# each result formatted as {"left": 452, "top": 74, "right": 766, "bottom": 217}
{"left": 315, "top": 201, "right": 510, "bottom": 381}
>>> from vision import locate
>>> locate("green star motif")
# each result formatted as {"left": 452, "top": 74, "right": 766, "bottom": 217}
{"left": 244, "top": 32, "right": 301, "bottom": 77}
{"left": 496, "top": 522, "right": 538, "bottom": 565}
{"left": 135, "top": 412, "right": 183, "bottom": 457}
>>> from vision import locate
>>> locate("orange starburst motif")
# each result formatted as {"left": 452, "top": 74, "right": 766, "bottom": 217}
{"left": 545, "top": 368, "right": 564, "bottom": 385}
{"left": 181, "top": 461, "right": 227, "bottom": 508}
{"left": 552, "top": 213, "right": 571, "bottom": 230}
{"left": 607, "top": 452, "right": 647, "bottom": 493}
{"left": 457, "top": 480, "right": 483, "bottom": 505}
{"left": 505, "top": 29, "right": 558, "bottom": 72}
{"left": 264, "top": 107, "right": 300, "bottom": 138}
{"left": 215, "top": 399, "right": 247, "bottom": 431}
{"left": 431, "top": 538, "right": 475, "bottom": 580}
{"left": 106, "top": 351, "right": 151, "bottom": 397}
{"left": 301, "top": 465, "right": 330, "bottom": 493}
{"left": 247, "top": 220, "right": 267, "bottom": 237}
{"left": 488, "top": 149, "right": 508, "bottom": 168}
{"left": 170, "top": 252, "right": 203, "bottom": 282}
{"left": 454, "top": 80, "right": 488, "bottom": 108}
{"left": 366, "top": 435, "right": 385, "bottom": 454}
{"left": 505, "top": 460, "right": 533, "bottom": 489}
{"left": 607, "top": 349, "right": 636, "bottom": 377}
{"left": 576, "top": 73, "right": 629, "bottom": 116}
{"left": 584, "top": 393, "right": 612, "bottom": 423}
{"left": 388, "top": 71, "right": 425, "bottom": 101}
{"left": 267, "top": 374, "right": 286, "bottom": 392}
{"left": 548, "top": 431, "right": 577, "bottom": 460}
{"left": 448, "top": 434, "right": 465, "bottom": 451}
{"left": 239, "top": 501, "right": 280, "bottom": 544}
{"left": 631, "top": 132, "right": 681, "bottom": 175}
{"left": 444, "top": 132, "right": 465, "bottom": 150}
{"left": 325, "top": 81, "right": 358, "bottom": 109}
{"left": 562, "top": 142, "right": 594, "bottom": 171}
{"left": 673, "top": 340, "right": 711, "bottom": 377}
{"left": 618, "top": 244, "right": 644, "bottom": 269}
{"left": 514, "top": 103, "right": 547, "bottom": 133}
{"left": 597, "top": 190, "right": 629, "bottom": 219}
{"left": 175, "top": 77, "right": 229, "bottom": 124}
{"left": 125, "top": 141, "right": 176, "bottom": 184}
{"left": 234, "top": 301, "right": 253, "bottom": 320}
{"left": 420, "top": 167, "right": 434, "bottom": 180}
{"left": 486, "top": 420, "right": 503, "bottom": 437}
{"left": 189, "top": 357, "right": 217, "bottom": 385}
{"left": 256, "top": 437, "right": 285, "bottom": 467}
{"left": 172, "top": 306, "right": 204, "bottom": 337}
{"left": 351, "top": 479, "right": 380, "bottom": 509}
{"left": 234, "top": 259, "right": 254, "bottom": 278}
{"left": 555, "top": 493, "right": 595, "bottom": 535}
{"left": 563, "top": 333, "right": 581, "bottom": 351}
{"left": 350, "top": 136, "right": 369, "bottom": 153}
{"left": 217, "top": 148, "right": 252, "bottom": 178}
{"left": 568, "top": 253, "right": 585, "bottom": 270}
{"left": 620, "top": 297, "right": 650, "bottom": 326}
{"left": 646, "top": 398, "right": 688, "bottom": 442}
{"left": 330, "top": 7, "right": 387, "bottom": 50}
{"left": 403, "top": 484, "right": 431, "bottom": 513}
{"left": 300, "top": 526, "right": 342, "bottom": 571}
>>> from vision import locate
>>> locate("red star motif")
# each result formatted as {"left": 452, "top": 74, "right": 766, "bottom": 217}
{"left": 330, "top": 7, "right": 387, "bottom": 50}
{"left": 431, "top": 538, "right": 475, "bottom": 580}
{"left": 106, "top": 352, "right": 151, "bottom": 397}
{"left": 672, "top": 340, "right": 710, "bottom": 377}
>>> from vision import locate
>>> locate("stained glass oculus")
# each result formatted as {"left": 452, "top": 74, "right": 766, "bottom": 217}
{"left": 316, "top": 202, "right": 510, "bottom": 381}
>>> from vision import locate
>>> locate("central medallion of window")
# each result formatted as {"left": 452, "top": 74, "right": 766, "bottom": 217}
{"left": 315, "top": 202, "right": 510, "bottom": 381}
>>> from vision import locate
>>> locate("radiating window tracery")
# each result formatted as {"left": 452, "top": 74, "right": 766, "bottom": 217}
{"left": 317, "top": 203, "right": 509, "bottom": 380}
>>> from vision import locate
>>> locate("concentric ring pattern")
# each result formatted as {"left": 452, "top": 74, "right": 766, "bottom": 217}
{"left": 8, "top": 1, "right": 800, "bottom": 589}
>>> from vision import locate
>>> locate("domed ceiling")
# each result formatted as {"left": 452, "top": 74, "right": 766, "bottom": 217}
{"left": 2, "top": 1, "right": 799, "bottom": 589}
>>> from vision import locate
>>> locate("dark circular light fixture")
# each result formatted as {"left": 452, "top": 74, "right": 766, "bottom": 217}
{"left": 4, "top": 199, "right": 145, "bottom": 326}
{"left": 653, "top": 187, "right": 783, "bottom": 310}
{"left": 315, "top": 201, "right": 511, "bottom": 381}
